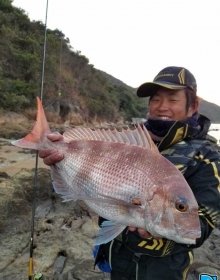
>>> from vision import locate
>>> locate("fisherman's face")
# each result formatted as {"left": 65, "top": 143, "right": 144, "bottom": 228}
{"left": 149, "top": 88, "right": 198, "bottom": 121}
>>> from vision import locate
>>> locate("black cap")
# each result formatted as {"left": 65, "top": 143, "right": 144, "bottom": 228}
{"left": 137, "top": 66, "right": 197, "bottom": 97}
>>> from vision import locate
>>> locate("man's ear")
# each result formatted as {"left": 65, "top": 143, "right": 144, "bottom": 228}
{"left": 187, "top": 99, "right": 199, "bottom": 117}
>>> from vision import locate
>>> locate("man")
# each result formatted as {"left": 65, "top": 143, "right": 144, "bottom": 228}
{"left": 39, "top": 66, "right": 220, "bottom": 280}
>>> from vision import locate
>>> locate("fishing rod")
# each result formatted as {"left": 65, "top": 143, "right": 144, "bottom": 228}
{"left": 28, "top": 1, "right": 49, "bottom": 279}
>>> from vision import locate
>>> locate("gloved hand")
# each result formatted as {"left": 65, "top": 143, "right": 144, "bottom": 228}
{"left": 93, "top": 245, "right": 112, "bottom": 273}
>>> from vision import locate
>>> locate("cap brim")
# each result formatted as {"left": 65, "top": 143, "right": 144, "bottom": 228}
{"left": 137, "top": 82, "right": 187, "bottom": 97}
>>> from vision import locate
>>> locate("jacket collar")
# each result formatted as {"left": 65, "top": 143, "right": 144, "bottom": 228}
{"left": 157, "top": 114, "right": 211, "bottom": 151}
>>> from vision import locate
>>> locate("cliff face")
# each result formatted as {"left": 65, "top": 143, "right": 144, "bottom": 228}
{"left": 199, "top": 101, "right": 220, "bottom": 123}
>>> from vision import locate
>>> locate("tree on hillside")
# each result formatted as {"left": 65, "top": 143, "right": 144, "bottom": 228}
{"left": 0, "top": 1, "right": 146, "bottom": 122}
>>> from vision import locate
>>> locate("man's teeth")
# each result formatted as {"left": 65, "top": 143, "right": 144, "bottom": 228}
{"left": 159, "top": 116, "right": 171, "bottom": 120}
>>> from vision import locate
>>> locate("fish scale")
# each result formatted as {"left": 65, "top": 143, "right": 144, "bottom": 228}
{"left": 11, "top": 97, "right": 201, "bottom": 245}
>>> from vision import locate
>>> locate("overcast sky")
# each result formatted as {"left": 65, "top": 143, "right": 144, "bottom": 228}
{"left": 12, "top": 0, "right": 220, "bottom": 106}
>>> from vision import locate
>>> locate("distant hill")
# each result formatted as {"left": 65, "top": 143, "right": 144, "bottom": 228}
{"left": 198, "top": 100, "right": 220, "bottom": 123}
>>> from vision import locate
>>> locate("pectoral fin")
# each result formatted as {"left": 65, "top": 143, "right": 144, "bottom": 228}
{"left": 95, "top": 221, "right": 126, "bottom": 245}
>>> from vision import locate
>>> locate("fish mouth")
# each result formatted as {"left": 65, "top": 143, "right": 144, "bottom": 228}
{"left": 170, "top": 228, "right": 201, "bottom": 244}
{"left": 184, "top": 230, "right": 201, "bottom": 238}
{"left": 174, "top": 224, "right": 201, "bottom": 240}
{"left": 181, "top": 229, "right": 201, "bottom": 239}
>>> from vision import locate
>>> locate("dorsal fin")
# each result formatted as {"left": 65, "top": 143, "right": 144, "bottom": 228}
{"left": 11, "top": 97, "right": 51, "bottom": 149}
{"left": 63, "top": 124, "right": 158, "bottom": 152}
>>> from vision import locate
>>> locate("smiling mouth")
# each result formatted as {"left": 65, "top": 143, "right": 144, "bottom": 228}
{"left": 157, "top": 116, "right": 172, "bottom": 120}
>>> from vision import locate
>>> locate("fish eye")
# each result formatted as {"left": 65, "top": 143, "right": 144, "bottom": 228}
{"left": 175, "top": 198, "right": 188, "bottom": 212}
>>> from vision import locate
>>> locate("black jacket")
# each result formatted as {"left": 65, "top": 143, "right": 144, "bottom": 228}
{"left": 157, "top": 114, "right": 220, "bottom": 248}
{"left": 99, "top": 114, "right": 220, "bottom": 256}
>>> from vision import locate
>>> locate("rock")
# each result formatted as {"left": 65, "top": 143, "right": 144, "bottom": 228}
{"left": 58, "top": 260, "right": 109, "bottom": 280}
{"left": 0, "top": 112, "right": 28, "bottom": 124}
{"left": 0, "top": 172, "right": 10, "bottom": 179}
{"left": 53, "top": 255, "right": 67, "bottom": 279}
{"left": 81, "top": 219, "right": 99, "bottom": 238}
{"left": 187, "top": 272, "right": 197, "bottom": 280}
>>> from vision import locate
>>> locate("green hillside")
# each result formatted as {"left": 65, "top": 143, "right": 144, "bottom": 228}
{"left": 0, "top": 0, "right": 147, "bottom": 122}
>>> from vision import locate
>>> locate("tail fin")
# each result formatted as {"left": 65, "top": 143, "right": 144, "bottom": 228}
{"left": 11, "top": 97, "right": 51, "bottom": 150}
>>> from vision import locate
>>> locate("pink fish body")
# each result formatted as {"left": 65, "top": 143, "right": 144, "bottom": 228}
{"left": 12, "top": 97, "right": 201, "bottom": 244}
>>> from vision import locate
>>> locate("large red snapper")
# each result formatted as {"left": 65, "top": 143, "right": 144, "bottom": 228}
{"left": 12, "top": 97, "right": 201, "bottom": 244}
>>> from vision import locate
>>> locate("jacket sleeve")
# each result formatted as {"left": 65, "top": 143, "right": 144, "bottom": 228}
{"left": 185, "top": 144, "right": 220, "bottom": 248}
